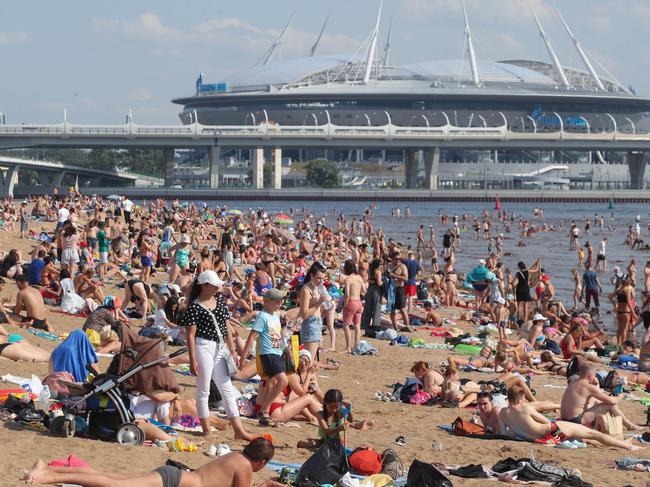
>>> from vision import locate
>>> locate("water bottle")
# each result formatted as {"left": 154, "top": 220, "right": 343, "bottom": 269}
{"left": 36, "top": 385, "right": 51, "bottom": 411}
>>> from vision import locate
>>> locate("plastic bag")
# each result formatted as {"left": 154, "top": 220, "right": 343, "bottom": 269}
{"left": 295, "top": 438, "right": 349, "bottom": 486}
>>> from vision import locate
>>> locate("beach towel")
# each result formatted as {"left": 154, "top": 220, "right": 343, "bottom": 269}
{"left": 26, "top": 329, "right": 62, "bottom": 341}
{"left": 50, "top": 330, "right": 98, "bottom": 382}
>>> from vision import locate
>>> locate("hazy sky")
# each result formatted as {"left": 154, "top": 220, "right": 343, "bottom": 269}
{"left": 1, "top": 0, "right": 648, "bottom": 124}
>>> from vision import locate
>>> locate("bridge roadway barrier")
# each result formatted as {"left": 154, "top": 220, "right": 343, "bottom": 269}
{"left": 49, "top": 187, "right": 650, "bottom": 203}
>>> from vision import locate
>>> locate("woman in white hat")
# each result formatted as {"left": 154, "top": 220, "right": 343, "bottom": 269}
{"left": 179, "top": 270, "right": 253, "bottom": 440}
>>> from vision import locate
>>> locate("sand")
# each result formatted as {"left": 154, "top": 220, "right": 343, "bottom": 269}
{"left": 0, "top": 220, "right": 646, "bottom": 487}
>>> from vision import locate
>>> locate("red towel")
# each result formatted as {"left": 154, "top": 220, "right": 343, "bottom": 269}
{"left": 48, "top": 454, "right": 90, "bottom": 468}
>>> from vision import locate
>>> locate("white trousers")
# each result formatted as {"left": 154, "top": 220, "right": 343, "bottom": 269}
{"left": 194, "top": 337, "right": 239, "bottom": 419}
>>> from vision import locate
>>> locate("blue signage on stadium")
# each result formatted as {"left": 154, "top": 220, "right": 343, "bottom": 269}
{"left": 532, "top": 106, "right": 587, "bottom": 127}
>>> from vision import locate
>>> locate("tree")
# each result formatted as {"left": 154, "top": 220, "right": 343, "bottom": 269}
{"left": 306, "top": 159, "right": 340, "bottom": 188}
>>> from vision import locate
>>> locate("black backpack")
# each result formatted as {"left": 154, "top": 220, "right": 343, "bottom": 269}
{"left": 406, "top": 459, "right": 453, "bottom": 487}
{"left": 400, "top": 381, "right": 422, "bottom": 404}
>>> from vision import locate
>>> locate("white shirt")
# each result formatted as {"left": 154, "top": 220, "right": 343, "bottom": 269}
{"left": 57, "top": 207, "right": 70, "bottom": 223}
{"left": 123, "top": 199, "right": 134, "bottom": 212}
{"left": 599, "top": 240, "right": 606, "bottom": 255}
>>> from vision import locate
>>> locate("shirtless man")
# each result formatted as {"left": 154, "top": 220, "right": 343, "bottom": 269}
{"left": 12, "top": 275, "right": 54, "bottom": 332}
{"left": 23, "top": 438, "right": 285, "bottom": 487}
{"left": 560, "top": 364, "right": 643, "bottom": 431}
{"left": 342, "top": 260, "right": 366, "bottom": 353}
{"left": 386, "top": 251, "right": 410, "bottom": 332}
{"left": 499, "top": 386, "right": 640, "bottom": 450}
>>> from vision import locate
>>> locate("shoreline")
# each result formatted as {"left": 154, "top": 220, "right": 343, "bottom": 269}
{"left": 15, "top": 187, "right": 639, "bottom": 203}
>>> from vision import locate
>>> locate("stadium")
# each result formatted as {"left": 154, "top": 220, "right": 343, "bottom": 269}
{"left": 171, "top": 3, "right": 650, "bottom": 189}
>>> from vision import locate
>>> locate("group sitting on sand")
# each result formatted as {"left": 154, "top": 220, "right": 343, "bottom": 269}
{"left": 0, "top": 194, "right": 645, "bottom": 486}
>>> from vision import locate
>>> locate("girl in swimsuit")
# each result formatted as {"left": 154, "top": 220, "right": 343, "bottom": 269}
{"left": 609, "top": 277, "right": 635, "bottom": 345}
{"left": 0, "top": 326, "right": 50, "bottom": 362}
{"left": 447, "top": 346, "right": 493, "bottom": 370}
{"left": 537, "top": 351, "right": 569, "bottom": 375}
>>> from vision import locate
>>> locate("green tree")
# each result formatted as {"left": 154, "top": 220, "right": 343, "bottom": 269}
{"left": 306, "top": 159, "right": 340, "bottom": 188}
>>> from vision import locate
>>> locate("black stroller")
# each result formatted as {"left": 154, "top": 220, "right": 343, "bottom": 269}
{"left": 50, "top": 323, "right": 186, "bottom": 446}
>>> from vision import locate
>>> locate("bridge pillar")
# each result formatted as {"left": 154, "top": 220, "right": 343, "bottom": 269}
{"left": 627, "top": 151, "right": 646, "bottom": 189}
{"left": 355, "top": 150, "right": 364, "bottom": 163}
{"left": 423, "top": 147, "right": 440, "bottom": 191}
{"left": 253, "top": 148, "right": 264, "bottom": 189}
{"left": 273, "top": 148, "right": 282, "bottom": 190}
{"left": 163, "top": 148, "right": 176, "bottom": 187}
{"left": 0, "top": 165, "right": 18, "bottom": 198}
{"left": 208, "top": 146, "right": 220, "bottom": 189}
{"left": 404, "top": 150, "right": 418, "bottom": 189}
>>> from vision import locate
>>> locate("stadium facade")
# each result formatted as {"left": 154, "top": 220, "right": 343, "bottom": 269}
{"left": 171, "top": 2, "right": 650, "bottom": 189}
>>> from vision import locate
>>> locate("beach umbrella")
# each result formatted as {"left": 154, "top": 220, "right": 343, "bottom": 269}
{"left": 106, "top": 194, "right": 120, "bottom": 200}
{"left": 226, "top": 208, "right": 243, "bottom": 215}
{"left": 274, "top": 214, "right": 294, "bottom": 225}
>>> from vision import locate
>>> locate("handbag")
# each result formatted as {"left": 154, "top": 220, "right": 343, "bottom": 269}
{"left": 595, "top": 412, "right": 623, "bottom": 439}
{"left": 408, "top": 384, "right": 432, "bottom": 405}
{"left": 198, "top": 302, "right": 238, "bottom": 377}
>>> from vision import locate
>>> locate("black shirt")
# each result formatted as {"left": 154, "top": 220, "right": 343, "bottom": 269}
{"left": 179, "top": 298, "right": 230, "bottom": 342}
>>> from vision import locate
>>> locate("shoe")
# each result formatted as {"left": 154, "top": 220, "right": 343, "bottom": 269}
{"left": 258, "top": 412, "right": 278, "bottom": 427}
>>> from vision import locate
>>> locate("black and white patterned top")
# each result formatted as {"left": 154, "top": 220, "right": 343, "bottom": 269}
{"left": 179, "top": 297, "right": 230, "bottom": 342}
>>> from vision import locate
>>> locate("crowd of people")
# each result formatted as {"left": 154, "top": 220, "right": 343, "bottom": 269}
{"left": 0, "top": 192, "right": 648, "bottom": 485}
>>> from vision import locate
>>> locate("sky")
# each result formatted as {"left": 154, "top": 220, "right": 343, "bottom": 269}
{"left": 1, "top": 0, "right": 649, "bottom": 124}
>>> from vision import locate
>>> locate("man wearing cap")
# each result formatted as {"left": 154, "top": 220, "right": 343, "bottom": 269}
{"left": 240, "top": 288, "right": 288, "bottom": 427}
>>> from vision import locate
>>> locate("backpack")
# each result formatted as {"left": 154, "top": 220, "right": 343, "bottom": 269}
{"left": 349, "top": 448, "right": 383, "bottom": 476}
{"left": 399, "top": 379, "right": 422, "bottom": 404}
{"left": 451, "top": 416, "right": 486, "bottom": 436}
{"left": 406, "top": 459, "right": 453, "bottom": 487}
{"left": 519, "top": 458, "right": 587, "bottom": 485}
{"left": 409, "top": 385, "right": 432, "bottom": 405}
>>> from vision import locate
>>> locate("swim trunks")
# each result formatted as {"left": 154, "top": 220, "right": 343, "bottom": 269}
{"left": 31, "top": 318, "right": 48, "bottom": 330}
{"left": 154, "top": 465, "right": 182, "bottom": 487}
{"left": 0, "top": 343, "right": 13, "bottom": 356}
{"left": 534, "top": 421, "right": 568, "bottom": 445}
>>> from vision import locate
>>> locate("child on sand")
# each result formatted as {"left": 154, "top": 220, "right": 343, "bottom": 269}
{"left": 298, "top": 388, "right": 376, "bottom": 448}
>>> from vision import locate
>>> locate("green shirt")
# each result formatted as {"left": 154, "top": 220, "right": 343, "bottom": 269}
{"left": 97, "top": 230, "right": 108, "bottom": 252}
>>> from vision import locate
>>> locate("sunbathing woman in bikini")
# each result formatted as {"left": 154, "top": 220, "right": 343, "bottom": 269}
{"left": 446, "top": 346, "right": 493, "bottom": 369}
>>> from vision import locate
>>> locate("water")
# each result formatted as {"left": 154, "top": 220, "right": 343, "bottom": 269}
{"left": 204, "top": 200, "right": 648, "bottom": 306}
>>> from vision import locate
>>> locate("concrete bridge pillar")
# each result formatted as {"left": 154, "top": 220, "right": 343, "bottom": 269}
{"left": 404, "top": 150, "right": 418, "bottom": 189}
{"left": 627, "top": 151, "right": 646, "bottom": 189}
{"left": 253, "top": 148, "right": 264, "bottom": 189}
{"left": 208, "top": 146, "right": 220, "bottom": 189}
{"left": 423, "top": 147, "right": 440, "bottom": 191}
{"left": 0, "top": 165, "right": 19, "bottom": 198}
{"left": 163, "top": 148, "right": 176, "bottom": 187}
{"left": 355, "top": 150, "right": 364, "bottom": 163}
{"left": 273, "top": 148, "right": 282, "bottom": 190}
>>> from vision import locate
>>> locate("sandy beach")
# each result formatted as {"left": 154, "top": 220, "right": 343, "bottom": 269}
{"left": 0, "top": 214, "right": 647, "bottom": 487}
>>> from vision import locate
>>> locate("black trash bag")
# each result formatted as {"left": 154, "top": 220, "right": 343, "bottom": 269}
{"left": 295, "top": 438, "right": 349, "bottom": 487}
{"left": 407, "top": 459, "right": 454, "bottom": 487}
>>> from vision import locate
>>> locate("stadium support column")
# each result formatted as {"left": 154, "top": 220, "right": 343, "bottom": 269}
{"left": 163, "top": 148, "right": 175, "bottom": 187}
{"left": 0, "top": 165, "right": 18, "bottom": 198}
{"left": 424, "top": 147, "right": 440, "bottom": 190}
{"left": 627, "top": 151, "right": 646, "bottom": 189}
{"left": 253, "top": 148, "right": 264, "bottom": 189}
{"left": 273, "top": 148, "right": 282, "bottom": 189}
{"left": 208, "top": 146, "right": 220, "bottom": 189}
{"left": 404, "top": 150, "right": 418, "bottom": 189}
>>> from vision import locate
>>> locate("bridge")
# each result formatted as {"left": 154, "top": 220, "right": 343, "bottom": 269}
{"left": 0, "top": 116, "right": 648, "bottom": 192}
{"left": 0, "top": 155, "right": 163, "bottom": 197}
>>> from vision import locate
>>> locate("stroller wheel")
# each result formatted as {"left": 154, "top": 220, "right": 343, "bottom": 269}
{"left": 116, "top": 423, "right": 145, "bottom": 446}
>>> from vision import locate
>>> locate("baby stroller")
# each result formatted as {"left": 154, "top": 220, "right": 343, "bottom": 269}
{"left": 50, "top": 322, "right": 186, "bottom": 446}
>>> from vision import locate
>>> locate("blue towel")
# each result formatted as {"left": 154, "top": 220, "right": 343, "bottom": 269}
{"left": 50, "top": 329, "right": 98, "bottom": 382}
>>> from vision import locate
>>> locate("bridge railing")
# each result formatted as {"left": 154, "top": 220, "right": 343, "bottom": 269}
{"left": 1, "top": 120, "right": 649, "bottom": 144}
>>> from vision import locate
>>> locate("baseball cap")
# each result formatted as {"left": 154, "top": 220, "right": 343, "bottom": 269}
{"left": 532, "top": 313, "right": 548, "bottom": 322}
{"left": 197, "top": 270, "right": 224, "bottom": 287}
{"left": 264, "top": 288, "right": 287, "bottom": 301}
{"left": 478, "top": 259, "right": 486, "bottom": 266}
